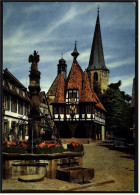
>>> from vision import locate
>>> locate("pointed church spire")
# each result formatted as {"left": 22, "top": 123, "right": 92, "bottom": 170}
{"left": 87, "top": 7, "right": 108, "bottom": 71}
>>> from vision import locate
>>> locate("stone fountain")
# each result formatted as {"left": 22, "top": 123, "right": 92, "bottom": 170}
{"left": 2, "top": 51, "right": 87, "bottom": 183}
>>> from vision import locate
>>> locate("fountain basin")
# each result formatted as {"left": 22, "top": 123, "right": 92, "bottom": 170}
{"left": 3, "top": 151, "right": 84, "bottom": 179}
{"left": 56, "top": 166, "right": 94, "bottom": 183}
{"left": 18, "top": 174, "right": 45, "bottom": 182}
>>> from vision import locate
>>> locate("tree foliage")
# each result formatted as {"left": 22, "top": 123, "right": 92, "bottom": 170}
{"left": 93, "top": 80, "right": 102, "bottom": 99}
{"left": 101, "top": 80, "right": 132, "bottom": 139}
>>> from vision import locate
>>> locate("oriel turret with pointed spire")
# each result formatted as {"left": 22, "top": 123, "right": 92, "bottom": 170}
{"left": 57, "top": 53, "right": 67, "bottom": 79}
{"left": 71, "top": 41, "right": 79, "bottom": 62}
{"left": 86, "top": 7, "right": 109, "bottom": 93}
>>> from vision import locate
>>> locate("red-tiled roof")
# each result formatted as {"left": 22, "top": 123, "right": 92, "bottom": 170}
{"left": 81, "top": 72, "right": 97, "bottom": 103}
{"left": 53, "top": 74, "right": 65, "bottom": 103}
{"left": 92, "top": 90, "right": 106, "bottom": 111}
{"left": 47, "top": 74, "right": 61, "bottom": 96}
{"left": 50, "top": 60, "right": 106, "bottom": 111}
{"left": 66, "top": 61, "right": 83, "bottom": 101}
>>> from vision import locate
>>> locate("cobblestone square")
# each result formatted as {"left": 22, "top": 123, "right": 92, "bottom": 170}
{"left": 2, "top": 141, "right": 135, "bottom": 192}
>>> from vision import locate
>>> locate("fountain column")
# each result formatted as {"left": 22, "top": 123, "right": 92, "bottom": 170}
{"left": 28, "top": 51, "right": 41, "bottom": 151}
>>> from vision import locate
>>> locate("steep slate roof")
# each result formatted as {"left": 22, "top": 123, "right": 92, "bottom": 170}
{"left": 87, "top": 11, "right": 109, "bottom": 71}
{"left": 81, "top": 72, "right": 97, "bottom": 103}
{"left": 54, "top": 74, "right": 65, "bottom": 103}
{"left": 66, "top": 61, "right": 83, "bottom": 101}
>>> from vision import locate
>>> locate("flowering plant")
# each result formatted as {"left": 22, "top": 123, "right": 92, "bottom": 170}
{"left": 35, "top": 140, "right": 64, "bottom": 154}
{"left": 67, "top": 141, "right": 84, "bottom": 152}
{"left": 3, "top": 139, "right": 28, "bottom": 148}
{"left": 3, "top": 139, "right": 28, "bottom": 153}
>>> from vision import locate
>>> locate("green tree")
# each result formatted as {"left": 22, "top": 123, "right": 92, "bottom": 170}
{"left": 93, "top": 80, "right": 102, "bottom": 99}
{"left": 101, "top": 80, "right": 132, "bottom": 139}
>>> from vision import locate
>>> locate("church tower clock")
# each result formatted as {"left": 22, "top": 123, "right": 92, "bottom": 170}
{"left": 86, "top": 8, "right": 109, "bottom": 93}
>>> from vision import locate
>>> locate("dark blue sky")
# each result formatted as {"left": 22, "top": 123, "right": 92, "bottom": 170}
{"left": 3, "top": 2, "right": 135, "bottom": 95}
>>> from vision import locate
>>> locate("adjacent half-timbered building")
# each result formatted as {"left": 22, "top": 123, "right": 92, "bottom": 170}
{"left": 3, "top": 68, "right": 30, "bottom": 141}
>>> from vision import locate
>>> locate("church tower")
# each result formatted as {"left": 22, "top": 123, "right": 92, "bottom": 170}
{"left": 86, "top": 8, "right": 109, "bottom": 93}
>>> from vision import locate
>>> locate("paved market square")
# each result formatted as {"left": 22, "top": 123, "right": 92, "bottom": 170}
{"left": 2, "top": 141, "right": 135, "bottom": 192}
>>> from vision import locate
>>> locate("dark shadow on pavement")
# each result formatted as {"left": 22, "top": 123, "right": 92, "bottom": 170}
{"left": 98, "top": 143, "right": 135, "bottom": 157}
{"left": 120, "top": 156, "right": 135, "bottom": 160}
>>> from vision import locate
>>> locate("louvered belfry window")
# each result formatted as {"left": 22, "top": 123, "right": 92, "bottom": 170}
{"left": 94, "top": 72, "right": 98, "bottom": 81}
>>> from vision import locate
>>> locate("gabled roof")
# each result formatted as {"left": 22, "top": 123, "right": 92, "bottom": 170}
{"left": 87, "top": 11, "right": 108, "bottom": 71}
{"left": 81, "top": 72, "right": 97, "bottom": 103}
{"left": 92, "top": 90, "right": 106, "bottom": 112}
{"left": 3, "top": 68, "right": 27, "bottom": 89}
{"left": 66, "top": 61, "right": 83, "bottom": 101}
{"left": 49, "top": 41, "right": 106, "bottom": 111}
{"left": 50, "top": 59, "right": 106, "bottom": 111}
{"left": 53, "top": 74, "right": 65, "bottom": 103}
{"left": 47, "top": 74, "right": 61, "bottom": 96}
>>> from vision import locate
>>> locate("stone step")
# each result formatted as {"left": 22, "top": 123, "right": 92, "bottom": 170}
{"left": 18, "top": 174, "right": 45, "bottom": 182}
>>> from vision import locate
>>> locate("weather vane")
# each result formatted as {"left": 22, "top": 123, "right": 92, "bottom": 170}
{"left": 98, "top": 5, "right": 100, "bottom": 14}
{"left": 75, "top": 40, "right": 78, "bottom": 48}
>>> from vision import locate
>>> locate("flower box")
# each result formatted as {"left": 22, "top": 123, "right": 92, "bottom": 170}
{"left": 67, "top": 141, "right": 84, "bottom": 152}
{"left": 36, "top": 146, "right": 64, "bottom": 154}
{"left": 3, "top": 146, "right": 27, "bottom": 154}
{"left": 67, "top": 144, "right": 84, "bottom": 152}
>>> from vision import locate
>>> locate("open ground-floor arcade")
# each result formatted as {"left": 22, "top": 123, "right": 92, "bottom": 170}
{"left": 55, "top": 122, "right": 105, "bottom": 143}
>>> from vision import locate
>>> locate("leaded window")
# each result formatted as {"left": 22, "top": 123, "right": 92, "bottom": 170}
{"left": 11, "top": 98, "right": 17, "bottom": 113}
{"left": 66, "top": 89, "right": 79, "bottom": 104}
{"left": 95, "top": 108, "right": 97, "bottom": 116}
{"left": 54, "top": 106, "right": 59, "bottom": 114}
{"left": 86, "top": 105, "right": 91, "bottom": 113}
{"left": 25, "top": 104, "right": 29, "bottom": 115}
{"left": 18, "top": 101, "right": 23, "bottom": 115}
{"left": 59, "top": 106, "right": 64, "bottom": 114}
{"left": 4, "top": 96, "right": 10, "bottom": 110}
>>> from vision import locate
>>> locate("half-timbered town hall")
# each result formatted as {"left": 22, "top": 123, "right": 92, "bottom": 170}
{"left": 47, "top": 10, "right": 108, "bottom": 142}
{"left": 48, "top": 43, "right": 106, "bottom": 142}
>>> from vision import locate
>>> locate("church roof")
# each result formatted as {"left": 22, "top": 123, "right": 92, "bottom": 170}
{"left": 87, "top": 10, "right": 109, "bottom": 71}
